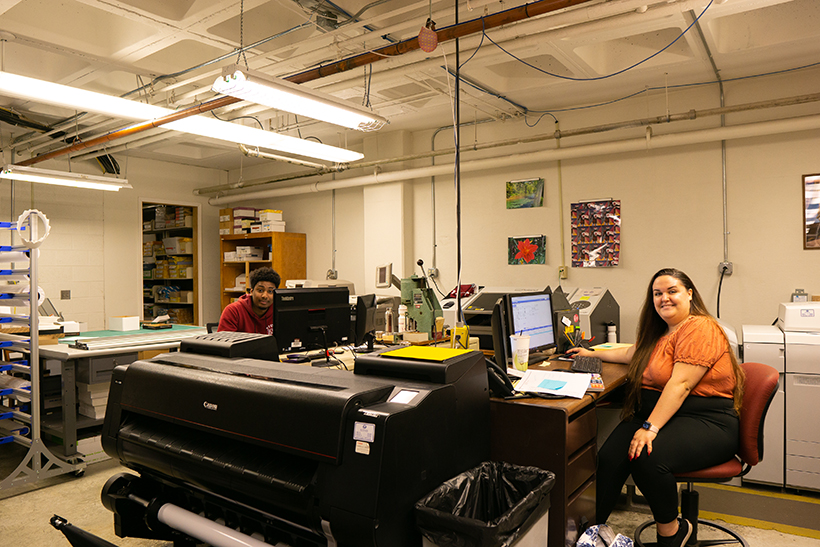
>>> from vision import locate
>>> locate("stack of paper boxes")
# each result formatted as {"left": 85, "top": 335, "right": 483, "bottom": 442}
{"left": 219, "top": 207, "right": 286, "bottom": 235}
{"left": 77, "top": 382, "right": 108, "bottom": 420}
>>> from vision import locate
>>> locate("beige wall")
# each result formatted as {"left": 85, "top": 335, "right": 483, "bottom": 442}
{"left": 223, "top": 69, "right": 820, "bottom": 343}
{"left": 1, "top": 156, "right": 222, "bottom": 330}
{"left": 4, "top": 68, "right": 818, "bottom": 340}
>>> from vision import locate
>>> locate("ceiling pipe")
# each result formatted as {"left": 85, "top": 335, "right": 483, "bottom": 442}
{"left": 208, "top": 113, "right": 820, "bottom": 205}
{"left": 286, "top": 0, "right": 597, "bottom": 84}
{"left": 16, "top": 96, "right": 241, "bottom": 166}
{"left": 196, "top": 91, "right": 820, "bottom": 195}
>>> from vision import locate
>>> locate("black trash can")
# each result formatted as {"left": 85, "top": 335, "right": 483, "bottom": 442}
{"left": 415, "top": 461, "right": 555, "bottom": 547}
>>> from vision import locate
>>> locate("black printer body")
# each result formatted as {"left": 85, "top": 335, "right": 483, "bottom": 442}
{"left": 101, "top": 347, "right": 490, "bottom": 547}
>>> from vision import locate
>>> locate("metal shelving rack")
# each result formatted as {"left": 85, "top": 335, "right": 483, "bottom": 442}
{"left": 0, "top": 211, "right": 84, "bottom": 490}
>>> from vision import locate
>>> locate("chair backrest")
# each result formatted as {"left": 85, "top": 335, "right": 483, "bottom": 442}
{"left": 206, "top": 322, "right": 218, "bottom": 333}
{"left": 737, "top": 362, "right": 779, "bottom": 466}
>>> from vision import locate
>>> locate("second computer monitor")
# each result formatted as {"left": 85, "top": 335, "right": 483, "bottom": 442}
{"left": 506, "top": 291, "right": 556, "bottom": 353}
{"left": 273, "top": 287, "right": 351, "bottom": 353}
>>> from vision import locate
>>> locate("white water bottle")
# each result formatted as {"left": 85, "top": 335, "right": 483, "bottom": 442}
{"left": 398, "top": 304, "right": 407, "bottom": 332}
{"left": 607, "top": 322, "right": 617, "bottom": 343}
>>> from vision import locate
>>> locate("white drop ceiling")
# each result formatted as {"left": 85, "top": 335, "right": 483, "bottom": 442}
{"left": 1, "top": 0, "right": 818, "bottom": 173}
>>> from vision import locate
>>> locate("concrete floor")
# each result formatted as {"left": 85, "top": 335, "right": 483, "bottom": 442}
{"left": 2, "top": 457, "right": 820, "bottom": 547}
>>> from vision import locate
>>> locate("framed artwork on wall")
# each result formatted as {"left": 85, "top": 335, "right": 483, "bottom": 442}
{"left": 506, "top": 178, "right": 544, "bottom": 209}
{"left": 804, "top": 174, "right": 820, "bottom": 249}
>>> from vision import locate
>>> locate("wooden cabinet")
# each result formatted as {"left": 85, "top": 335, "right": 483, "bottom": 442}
{"left": 220, "top": 232, "right": 306, "bottom": 310}
{"left": 142, "top": 203, "right": 198, "bottom": 325}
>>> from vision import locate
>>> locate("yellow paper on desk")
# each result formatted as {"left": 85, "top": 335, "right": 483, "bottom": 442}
{"left": 381, "top": 346, "right": 472, "bottom": 362}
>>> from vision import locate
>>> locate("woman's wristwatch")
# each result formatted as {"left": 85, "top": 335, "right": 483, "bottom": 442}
{"left": 642, "top": 421, "right": 659, "bottom": 434}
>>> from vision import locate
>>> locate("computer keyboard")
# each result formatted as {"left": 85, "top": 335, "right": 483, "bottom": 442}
{"left": 180, "top": 331, "right": 280, "bottom": 362}
{"left": 571, "top": 355, "right": 603, "bottom": 374}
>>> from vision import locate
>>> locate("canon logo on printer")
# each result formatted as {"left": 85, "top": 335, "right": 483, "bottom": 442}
{"left": 203, "top": 401, "right": 218, "bottom": 411}
{"left": 281, "top": 296, "right": 294, "bottom": 301}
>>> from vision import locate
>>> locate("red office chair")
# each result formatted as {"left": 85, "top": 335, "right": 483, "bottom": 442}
{"left": 634, "top": 361, "right": 779, "bottom": 547}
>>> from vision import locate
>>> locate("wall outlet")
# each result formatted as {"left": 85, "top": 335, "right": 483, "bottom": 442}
{"left": 719, "top": 262, "right": 733, "bottom": 276}
{"left": 60, "top": 290, "right": 71, "bottom": 300}
{"left": 326, "top": 269, "right": 338, "bottom": 280}
{"left": 427, "top": 267, "right": 439, "bottom": 279}
{"left": 558, "top": 266, "right": 568, "bottom": 279}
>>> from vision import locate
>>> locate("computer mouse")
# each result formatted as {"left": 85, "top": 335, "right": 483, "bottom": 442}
{"left": 443, "top": 301, "right": 455, "bottom": 308}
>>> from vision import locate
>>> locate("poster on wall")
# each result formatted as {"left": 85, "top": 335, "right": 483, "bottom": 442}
{"left": 506, "top": 178, "right": 545, "bottom": 209}
{"left": 571, "top": 200, "right": 620, "bottom": 268}
{"left": 804, "top": 174, "right": 820, "bottom": 249}
{"left": 508, "top": 235, "right": 546, "bottom": 265}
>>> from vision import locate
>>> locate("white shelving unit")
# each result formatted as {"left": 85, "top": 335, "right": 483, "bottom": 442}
{"left": 0, "top": 211, "right": 84, "bottom": 489}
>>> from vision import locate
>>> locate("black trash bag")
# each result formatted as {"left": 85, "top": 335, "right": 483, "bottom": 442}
{"left": 415, "top": 461, "right": 555, "bottom": 547}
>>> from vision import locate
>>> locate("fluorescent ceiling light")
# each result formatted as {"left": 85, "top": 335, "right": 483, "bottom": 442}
{"left": 0, "top": 165, "right": 131, "bottom": 191}
{"left": 212, "top": 66, "right": 388, "bottom": 132}
{"left": 0, "top": 71, "right": 363, "bottom": 163}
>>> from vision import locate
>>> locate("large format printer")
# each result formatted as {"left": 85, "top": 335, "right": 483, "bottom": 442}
{"left": 742, "top": 302, "right": 820, "bottom": 490}
{"left": 100, "top": 340, "right": 490, "bottom": 547}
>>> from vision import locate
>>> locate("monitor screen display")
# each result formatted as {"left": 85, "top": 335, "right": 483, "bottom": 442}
{"left": 507, "top": 292, "right": 555, "bottom": 352}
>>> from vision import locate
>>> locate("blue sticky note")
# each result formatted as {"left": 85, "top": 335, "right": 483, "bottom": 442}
{"left": 538, "top": 379, "right": 567, "bottom": 390}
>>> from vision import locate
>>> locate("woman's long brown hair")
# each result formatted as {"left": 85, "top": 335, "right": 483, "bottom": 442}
{"left": 622, "top": 268, "right": 745, "bottom": 420}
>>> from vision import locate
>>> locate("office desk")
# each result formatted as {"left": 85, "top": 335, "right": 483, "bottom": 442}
{"left": 490, "top": 360, "right": 628, "bottom": 547}
{"left": 39, "top": 325, "right": 206, "bottom": 457}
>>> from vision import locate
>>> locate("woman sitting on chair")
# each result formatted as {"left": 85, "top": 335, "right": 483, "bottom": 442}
{"left": 569, "top": 268, "right": 744, "bottom": 547}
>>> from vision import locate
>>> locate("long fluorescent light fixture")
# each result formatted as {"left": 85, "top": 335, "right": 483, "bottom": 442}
{"left": 0, "top": 71, "right": 363, "bottom": 163}
{"left": 0, "top": 164, "right": 131, "bottom": 191}
{"left": 212, "top": 66, "right": 388, "bottom": 132}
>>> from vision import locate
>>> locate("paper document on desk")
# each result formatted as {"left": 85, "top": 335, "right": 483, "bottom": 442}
{"left": 516, "top": 370, "right": 591, "bottom": 398}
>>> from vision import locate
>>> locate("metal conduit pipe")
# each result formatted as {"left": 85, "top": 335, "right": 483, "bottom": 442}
{"left": 196, "top": 92, "right": 820, "bottom": 196}
{"left": 208, "top": 113, "right": 820, "bottom": 205}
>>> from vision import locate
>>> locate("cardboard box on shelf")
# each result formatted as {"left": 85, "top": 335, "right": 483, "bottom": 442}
{"left": 236, "top": 246, "right": 264, "bottom": 260}
{"left": 219, "top": 208, "right": 233, "bottom": 223}
{"left": 261, "top": 220, "right": 286, "bottom": 232}
{"left": 258, "top": 209, "right": 283, "bottom": 221}
{"left": 219, "top": 228, "right": 231, "bottom": 235}
{"left": 162, "top": 237, "right": 193, "bottom": 255}
{"left": 232, "top": 207, "right": 257, "bottom": 219}
{"left": 223, "top": 251, "right": 237, "bottom": 262}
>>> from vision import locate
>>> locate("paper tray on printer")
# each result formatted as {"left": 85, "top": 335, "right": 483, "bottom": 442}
{"left": 116, "top": 414, "right": 318, "bottom": 511}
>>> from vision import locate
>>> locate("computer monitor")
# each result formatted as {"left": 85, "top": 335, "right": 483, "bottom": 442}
{"left": 351, "top": 294, "right": 378, "bottom": 352}
{"left": 505, "top": 291, "right": 556, "bottom": 353}
{"left": 273, "top": 287, "right": 351, "bottom": 353}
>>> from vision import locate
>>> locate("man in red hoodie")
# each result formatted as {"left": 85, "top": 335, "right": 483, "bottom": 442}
{"left": 217, "top": 267, "right": 280, "bottom": 334}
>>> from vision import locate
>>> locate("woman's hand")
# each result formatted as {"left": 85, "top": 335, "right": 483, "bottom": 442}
{"left": 628, "top": 427, "right": 657, "bottom": 460}
{"left": 565, "top": 346, "right": 595, "bottom": 358}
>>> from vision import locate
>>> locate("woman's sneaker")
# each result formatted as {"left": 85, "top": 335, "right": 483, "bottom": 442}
{"left": 657, "top": 518, "right": 692, "bottom": 547}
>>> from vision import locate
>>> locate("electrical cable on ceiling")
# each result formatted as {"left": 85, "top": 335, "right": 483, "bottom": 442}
{"left": 523, "top": 59, "right": 820, "bottom": 127}
{"left": 481, "top": 0, "right": 715, "bottom": 82}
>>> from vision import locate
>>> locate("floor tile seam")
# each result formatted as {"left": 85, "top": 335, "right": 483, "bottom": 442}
{"left": 698, "top": 483, "right": 820, "bottom": 505}
{"left": 699, "top": 511, "right": 820, "bottom": 540}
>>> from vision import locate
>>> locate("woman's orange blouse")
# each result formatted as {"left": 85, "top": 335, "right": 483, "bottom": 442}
{"left": 642, "top": 315, "right": 736, "bottom": 399}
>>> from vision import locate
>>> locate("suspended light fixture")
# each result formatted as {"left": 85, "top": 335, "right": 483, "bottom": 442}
{"left": 0, "top": 71, "right": 363, "bottom": 163}
{"left": 0, "top": 165, "right": 131, "bottom": 191}
{"left": 212, "top": 66, "right": 388, "bottom": 132}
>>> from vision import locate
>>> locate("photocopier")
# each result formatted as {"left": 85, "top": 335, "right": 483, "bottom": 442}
{"left": 742, "top": 302, "right": 820, "bottom": 490}
{"left": 100, "top": 336, "right": 490, "bottom": 547}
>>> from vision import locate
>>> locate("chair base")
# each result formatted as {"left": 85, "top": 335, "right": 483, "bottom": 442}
{"left": 634, "top": 518, "right": 749, "bottom": 547}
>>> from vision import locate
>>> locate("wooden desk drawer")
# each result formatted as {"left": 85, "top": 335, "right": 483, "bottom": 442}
{"left": 566, "top": 442, "right": 596, "bottom": 497}
{"left": 567, "top": 405, "right": 597, "bottom": 455}
{"left": 77, "top": 353, "right": 138, "bottom": 384}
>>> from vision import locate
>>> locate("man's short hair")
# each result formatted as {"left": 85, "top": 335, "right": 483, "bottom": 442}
{"left": 249, "top": 267, "right": 281, "bottom": 289}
